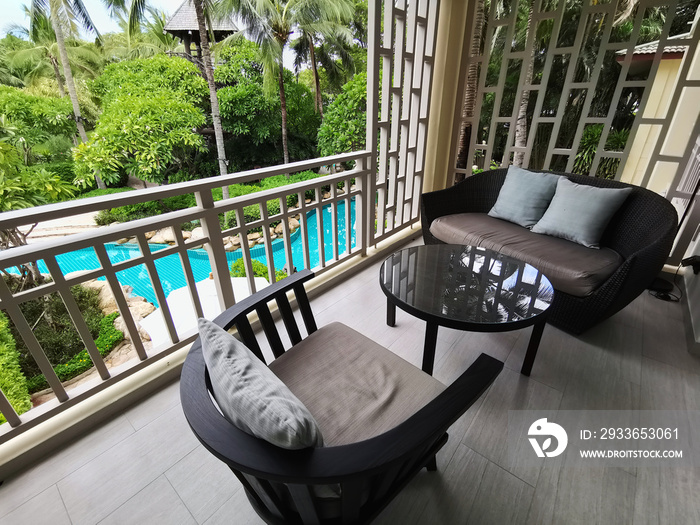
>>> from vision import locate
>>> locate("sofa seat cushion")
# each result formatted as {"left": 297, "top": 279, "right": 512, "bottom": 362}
{"left": 429, "top": 213, "right": 623, "bottom": 297}
{"left": 269, "top": 322, "right": 446, "bottom": 446}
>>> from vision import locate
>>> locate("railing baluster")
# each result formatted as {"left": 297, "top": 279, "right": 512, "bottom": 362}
{"left": 315, "top": 187, "right": 326, "bottom": 269}
{"left": 196, "top": 189, "right": 235, "bottom": 310}
{"left": 0, "top": 277, "right": 69, "bottom": 402}
{"left": 135, "top": 234, "right": 179, "bottom": 345}
{"left": 172, "top": 228, "right": 205, "bottom": 320}
{"left": 0, "top": 387, "right": 21, "bottom": 428}
{"left": 43, "top": 258, "right": 111, "bottom": 381}
{"left": 93, "top": 245, "right": 148, "bottom": 361}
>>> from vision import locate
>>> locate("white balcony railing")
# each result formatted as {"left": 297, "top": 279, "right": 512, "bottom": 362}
{"left": 0, "top": 151, "right": 425, "bottom": 444}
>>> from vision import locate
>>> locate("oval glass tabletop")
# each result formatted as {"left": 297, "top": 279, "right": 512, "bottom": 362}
{"left": 379, "top": 244, "right": 553, "bottom": 329}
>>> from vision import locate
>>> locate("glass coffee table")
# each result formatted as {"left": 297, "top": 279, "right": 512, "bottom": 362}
{"left": 379, "top": 244, "right": 553, "bottom": 376}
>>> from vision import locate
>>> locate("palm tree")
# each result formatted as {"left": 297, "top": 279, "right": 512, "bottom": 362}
{"left": 291, "top": 21, "right": 354, "bottom": 116}
{"left": 9, "top": 6, "right": 102, "bottom": 95}
{"left": 219, "top": 0, "right": 354, "bottom": 164}
{"left": 109, "top": 0, "right": 230, "bottom": 197}
{"left": 192, "top": 0, "right": 230, "bottom": 197}
{"left": 30, "top": 0, "right": 105, "bottom": 187}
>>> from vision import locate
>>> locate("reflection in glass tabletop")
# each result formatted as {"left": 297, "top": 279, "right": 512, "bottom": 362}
{"left": 380, "top": 244, "right": 553, "bottom": 328}
{"left": 379, "top": 245, "right": 553, "bottom": 375}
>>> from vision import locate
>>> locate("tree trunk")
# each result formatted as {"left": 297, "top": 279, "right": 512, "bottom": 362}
{"left": 193, "top": 0, "right": 230, "bottom": 199}
{"left": 513, "top": 0, "right": 536, "bottom": 168}
{"left": 308, "top": 34, "right": 323, "bottom": 117}
{"left": 456, "top": 0, "right": 484, "bottom": 180}
{"left": 50, "top": 10, "right": 105, "bottom": 189}
{"left": 50, "top": 55, "right": 66, "bottom": 97}
{"left": 278, "top": 61, "right": 290, "bottom": 166}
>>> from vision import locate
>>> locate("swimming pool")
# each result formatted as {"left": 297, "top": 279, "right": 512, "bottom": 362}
{"left": 8, "top": 200, "right": 356, "bottom": 306}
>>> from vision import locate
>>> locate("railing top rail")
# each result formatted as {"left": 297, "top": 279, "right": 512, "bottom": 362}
{"left": 0, "top": 151, "right": 371, "bottom": 229}
{"left": 0, "top": 163, "right": 367, "bottom": 267}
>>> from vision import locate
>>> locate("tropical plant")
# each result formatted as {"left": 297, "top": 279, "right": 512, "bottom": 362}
{"left": 219, "top": 0, "right": 354, "bottom": 165}
{"left": 288, "top": 0, "right": 354, "bottom": 116}
{"left": 0, "top": 311, "right": 32, "bottom": 425}
{"left": 74, "top": 55, "right": 208, "bottom": 186}
{"left": 7, "top": 5, "right": 103, "bottom": 94}
{"left": 73, "top": 91, "right": 207, "bottom": 186}
{"left": 230, "top": 258, "right": 287, "bottom": 282}
{"left": 0, "top": 85, "right": 76, "bottom": 164}
{"left": 317, "top": 71, "right": 366, "bottom": 160}
{"left": 216, "top": 42, "right": 320, "bottom": 170}
{"left": 0, "top": 35, "right": 31, "bottom": 87}
{"left": 573, "top": 124, "right": 630, "bottom": 179}
{"left": 112, "top": 0, "right": 231, "bottom": 195}
{"left": 28, "top": 0, "right": 105, "bottom": 187}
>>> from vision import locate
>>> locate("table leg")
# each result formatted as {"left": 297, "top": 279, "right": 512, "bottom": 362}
{"left": 386, "top": 300, "right": 396, "bottom": 327}
{"left": 422, "top": 322, "right": 439, "bottom": 376}
{"left": 521, "top": 319, "right": 546, "bottom": 376}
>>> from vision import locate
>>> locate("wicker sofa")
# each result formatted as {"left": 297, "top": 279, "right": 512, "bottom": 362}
{"left": 421, "top": 168, "right": 678, "bottom": 334}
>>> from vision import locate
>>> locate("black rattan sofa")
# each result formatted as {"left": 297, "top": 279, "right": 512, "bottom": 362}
{"left": 421, "top": 168, "right": 678, "bottom": 334}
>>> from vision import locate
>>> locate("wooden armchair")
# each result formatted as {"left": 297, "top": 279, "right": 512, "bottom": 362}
{"left": 180, "top": 269, "right": 503, "bottom": 524}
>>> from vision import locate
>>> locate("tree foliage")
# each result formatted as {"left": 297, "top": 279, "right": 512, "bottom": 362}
{"left": 0, "top": 85, "right": 76, "bottom": 163}
{"left": 0, "top": 311, "right": 31, "bottom": 425}
{"left": 74, "top": 55, "right": 208, "bottom": 186}
{"left": 317, "top": 71, "right": 366, "bottom": 157}
{"left": 216, "top": 42, "right": 320, "bottom": 170}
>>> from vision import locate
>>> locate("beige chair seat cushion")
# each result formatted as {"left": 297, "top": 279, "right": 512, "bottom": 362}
{"left": 429, "top": 213, "right": 623, "bottom": 297}
{"left": 269, "top": 322, "right": 446, "bottom": 446}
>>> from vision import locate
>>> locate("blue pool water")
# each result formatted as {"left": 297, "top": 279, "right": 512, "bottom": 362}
{"left": 10, "top": 201, "right": 356, "bottom": 306}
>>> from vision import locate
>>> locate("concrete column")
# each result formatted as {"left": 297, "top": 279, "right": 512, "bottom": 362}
{"left": 423, "top": 0, "right": 471, "bottom": 193}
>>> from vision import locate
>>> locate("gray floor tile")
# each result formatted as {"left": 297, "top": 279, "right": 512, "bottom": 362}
{"left": 58, "top": 405, "right": 198, "bottom": 525}
{"left": 0, "top": 485, "right": 71, "bottom": 525}
{"left": 462, "top": 367, "right": 562, "bottom": 486}
{"left": 166, "top": 446, "right": 242, "bottom": 523}
{"left": 0, "top": 415, "right": 135, "bottom": 518}
{"left": 465, "top": 460, "right": 534, "bottom": 525}
{"left": 124, "top": 380, "right": 181, "bottom": 431}
{"left": 202, "top": 491, "right": 265, "bottom": 525}
{"left": 633, "top": 467, "right": 700, "bottom": 525}
{"left": 98, "top": 475, "right": 196, "bottom": 525}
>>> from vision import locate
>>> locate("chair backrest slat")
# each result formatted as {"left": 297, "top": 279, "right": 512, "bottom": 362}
{"left": 243, "top": 473, "right": 290, "bottom": 522}
{"left": 234, "top": 317, "right": 265, "bottom": 362}
{"left": 276, "top": 293, "right": 303, "bottom": 345}
{"left": 256, "top": 305, "right": 286, "bottom": 358}
{"left": 340, "top": 480, "right": 364, "bottom": 523}
{"left": 288, "top": 484, "right": 322, "bottom": 525}
{"left": 294, "top": 282, "right": 317, "bottom": 335}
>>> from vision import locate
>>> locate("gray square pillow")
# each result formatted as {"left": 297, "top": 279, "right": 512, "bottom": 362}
{"left": 487, "top": 166, "right": 560, "bottom": 228}
{"left": 531, "top": 178, "right": 632, "bottom": 248}
{"left": 198, "top": 318, "right": 323, "bottom": 449}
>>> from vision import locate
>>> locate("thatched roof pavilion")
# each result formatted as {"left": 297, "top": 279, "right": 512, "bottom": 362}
{"left": 164, "top": 0, "right": 238, "bottom": 60}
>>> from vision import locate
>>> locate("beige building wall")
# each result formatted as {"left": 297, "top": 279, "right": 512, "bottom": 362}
{"left": 621, "top": 59, "right": 682, "bottom": 192}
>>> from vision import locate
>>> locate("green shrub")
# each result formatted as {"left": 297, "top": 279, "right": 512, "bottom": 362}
{"left": 95, "top": 195, "right": 197, "bottom": 225}
{"left": 26, "top": 312, "right": 124, "bottom": 393}
{"left": 230, "top": 259, "right": 287, "bottom": 282}
{"left": 0, "top": 312, "right": 31, "bottom": 425}
{"left": 80, "top": 187, "right": 133, "bottom": 200}
{"left": 3, "top": 275, "right": 103, "bottom": 381}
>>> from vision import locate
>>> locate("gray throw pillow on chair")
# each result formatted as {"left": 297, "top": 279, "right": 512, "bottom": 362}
{"left": 531, "top": 177, "right": 632, "bottom": 248}
{"left": 198, "top": 318, "right": 324, "bottom": 449}
{"left": 488, "top": 166, "right": 560, "bottom": 228}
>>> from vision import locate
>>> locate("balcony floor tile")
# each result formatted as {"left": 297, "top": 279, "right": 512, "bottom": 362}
{"left": 1, "top": 238, "right": 699, "bottom": 524}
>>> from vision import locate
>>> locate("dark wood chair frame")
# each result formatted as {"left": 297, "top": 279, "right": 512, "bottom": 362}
{"left": 180, "top": 269, "right": 503, "bottom": 525}
{"left": 421, "top": 169, "right": 678, "bottom": 334}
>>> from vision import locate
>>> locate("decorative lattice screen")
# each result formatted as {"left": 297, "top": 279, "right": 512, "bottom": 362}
{"left": 452, "top": 0, "right": 699, "bottom": 184}
{"left": 367, "top": 0, "right": 440, "bottom": 244}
